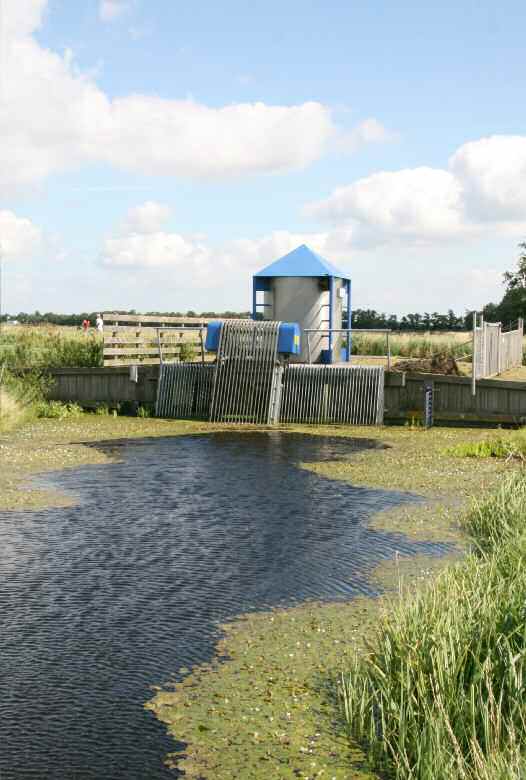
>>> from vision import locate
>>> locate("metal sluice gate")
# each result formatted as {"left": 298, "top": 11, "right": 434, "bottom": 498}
{"left": 209, "top": 320, "right": 282, "bottom": 424}
{"left": 155, "top": 321, "right": 384, "bottom": 425}
{"left": 280, "top": 365, "right": 384, "bottom": 425}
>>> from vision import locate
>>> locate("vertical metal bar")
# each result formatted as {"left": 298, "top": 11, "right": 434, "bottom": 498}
{"left": 347, "top": 280, "right": 352, "bottom": 364}
{"left": 497, "top": 322, "right": 502, "bottom": 375}
{"left": 365, "top": 368, "right": 372, "bottom": 424}
{"left": 328, "top": 276, "right": 335, "bottom": 364}
{"left": 343, "top": 367, "right": 351, "bottom": 424}
{"left": 320, "top": 367, "right": 326, "bottom": 424}
{"left": 358, "top": 367, "right": 366, "bottom": 424}
{"left": 155, "top": 362, "right": 164, "bottom": 416}
{"left": 230, "top": 321, "right": 245, "bottom": 422}
{"left": 308, "top": 366, "right": 314, "bottom": 424}
{"left": 351, "top": 368, "right": 358, "bottom": 425}
{"left": 481, "top": 314, "right": 486, "bottom": 377}
{"left": 471, "top": 312, "right": 477, "bottom": 396}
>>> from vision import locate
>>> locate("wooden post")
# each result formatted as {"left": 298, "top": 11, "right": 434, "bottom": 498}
{"left": 157, "top": 328, "right": 163, "bottom": 365}
{"left": 199, "top": 327, "right": 205, "bottom": 366}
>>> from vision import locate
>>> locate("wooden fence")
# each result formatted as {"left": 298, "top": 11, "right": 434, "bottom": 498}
{"left": 384, "top": 371, "right": 526, "bottom": 425}
{"left": 102, "top": 313, "right": 209, "bottom": 367}
{"left": 44, "top": 365, "right": 526, "bottom": 426}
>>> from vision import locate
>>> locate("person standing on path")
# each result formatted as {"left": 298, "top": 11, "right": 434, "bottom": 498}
{"left": 96, "top": 313, "right": 104, "bottom": 334}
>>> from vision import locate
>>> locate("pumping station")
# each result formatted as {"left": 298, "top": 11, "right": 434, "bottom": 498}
{"left": 156, "top": 244, "right": 385, "bottom": 425}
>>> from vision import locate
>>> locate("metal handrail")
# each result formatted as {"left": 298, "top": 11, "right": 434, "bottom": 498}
{"left": 303, "top": 327, "right": 393, "bottom": 368}
{"left": 155, "top": 326, "right": 207, "bottom": 366}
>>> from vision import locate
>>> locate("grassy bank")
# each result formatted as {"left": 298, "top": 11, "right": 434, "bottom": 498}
{"left": 0, "top": 369, "right": 52, "bottom": 433}
{"left": 0, "top": 324, "right": 102, "bottom": 431}
{"left": 341, "top": 472, "right": 526, "bottom": 779}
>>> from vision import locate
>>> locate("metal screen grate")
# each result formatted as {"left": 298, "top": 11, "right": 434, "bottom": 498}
{"left": 280, "top": 365, "right": 384, "bottom": 425}
{"left": 209, "top": 320, "right": 282, "bottom": 424}
{"left": 155, "top": 363, "right": 214, "bottom": 419}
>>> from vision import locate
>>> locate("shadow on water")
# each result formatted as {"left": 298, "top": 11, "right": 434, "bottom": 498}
{"left": 0, "top": 432, "right": 449, "bottom": 780}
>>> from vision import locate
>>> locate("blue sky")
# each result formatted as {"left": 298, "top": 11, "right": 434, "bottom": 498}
{"left": 2, "top": 0, "right": 526, "bottom": 315}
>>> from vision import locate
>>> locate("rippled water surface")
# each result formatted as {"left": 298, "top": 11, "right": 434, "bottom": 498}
{"left": 0, "top": 432, "right": 448, "bottom": 779}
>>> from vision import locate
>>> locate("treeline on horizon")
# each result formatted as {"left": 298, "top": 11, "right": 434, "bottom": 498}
{"left": 1, "top": 308, "right": 478, "bottom": 331}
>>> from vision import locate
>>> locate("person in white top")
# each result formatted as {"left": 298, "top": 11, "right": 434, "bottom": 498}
{"left": 96, "top": 314, "right": 104, "bottom": 333}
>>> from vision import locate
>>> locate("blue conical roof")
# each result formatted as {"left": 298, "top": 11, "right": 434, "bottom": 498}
{"left": 254, "top": 244, "right": 349, "bottom": 279}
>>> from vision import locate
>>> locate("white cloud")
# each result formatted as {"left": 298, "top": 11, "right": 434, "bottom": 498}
{"left": 450, "top": 135, "right": 526, "bottom": 221}
{"left": 1, "top": 0, "right": 47, "bottom": 39}
{"left": 306, "top": 135, "right": 526, "bottom": 247}
{"left": 337, "top": 118, "right": 396, "bottom": 154}
{"left": 124, "top": 201, "right": 172, "bottom": 234}
{"left": 0, "top": 0, "right": 387, "bottom": 195}
{"left": 101, "top": 98, "right": 335, "bottom": 178}
{"left": 101, "top": 204, "right": 330, "bottom": 277}
{"left": 102, "top": 232, "right": 207, "bottom": 269}
{"left": 99, "top": 1, "right": 131, "bottom": 22}
{"left": 0, "top": 210, "right": 42, "bottom": 260}
{"left": 306, "top": 167, "right": 466, "bottom": 247}
{"left": 100, "top": 206, "right": 504, "bottom": 314}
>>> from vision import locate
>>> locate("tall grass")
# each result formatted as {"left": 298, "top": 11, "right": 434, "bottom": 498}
{"left": 340, "top": 473, "right": 526, "bottom": 779}
{"left": 0, "top": 368, "right": 52, "bottom": 432}
{"left": 0, "top": 387, "right": 27, "bottom": 433}
{"left": 351, "top": 332, "right": 473, "bottom": 359}
{"left": 447, "top": 433, "right": 526, "bottom": 461}
{"left": 0, "top": 326, "right": 103, "bottom": 369}
{"left": 1, "top": 326, "right": 475, "bottom": 365}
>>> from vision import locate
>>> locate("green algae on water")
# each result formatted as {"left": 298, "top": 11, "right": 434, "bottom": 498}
{"left": 146, "top": 599, "right": 381, "bottom": 780}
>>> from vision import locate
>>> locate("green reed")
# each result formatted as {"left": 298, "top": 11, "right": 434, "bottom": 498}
{"left": 340, "top": 472, "right": 526, "bottom": 779}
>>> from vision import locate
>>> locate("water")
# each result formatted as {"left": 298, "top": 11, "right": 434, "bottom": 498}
{"left": 0, "top": 432, "right": 448, "bottom": 779}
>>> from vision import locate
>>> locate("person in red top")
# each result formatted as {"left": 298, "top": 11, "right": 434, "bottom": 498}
{"left": 82, "top": 319, "right": 90, "bottom": 333}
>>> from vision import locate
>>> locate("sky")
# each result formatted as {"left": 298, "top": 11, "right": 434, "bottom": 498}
{"left": 1, "top": 0, "right": 526, "bottom": 316}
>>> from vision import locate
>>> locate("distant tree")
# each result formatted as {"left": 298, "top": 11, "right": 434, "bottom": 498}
{"left": 481, "top": 302, "right": 500, "bottom": 322}
{"left": 503, "top": 242, "right": 526, "bottom": 290}
{"left": 447, "top": 309, "right": 463, "bottom": 330}
{"left": 485, "top": 241, "right": 526, "bottom": 325}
